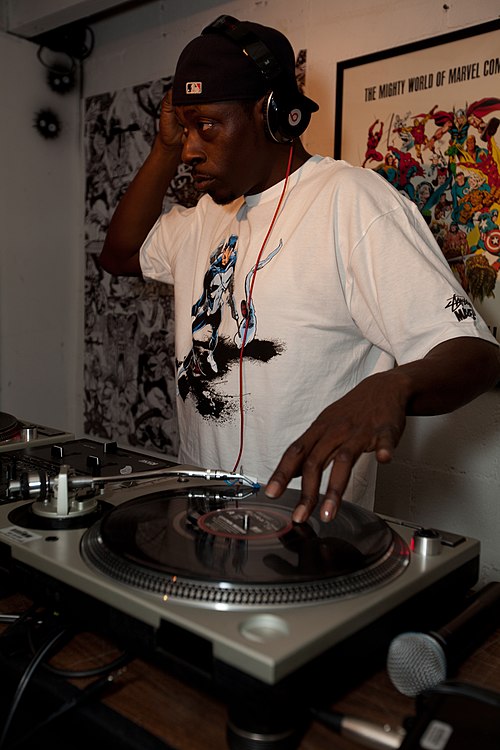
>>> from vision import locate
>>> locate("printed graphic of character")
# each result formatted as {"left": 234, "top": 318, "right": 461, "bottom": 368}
{"left": 375, "top": 151, "right": 398, "bottom": 187}
{"left": 362, "top": 120, "right": 384, "bottom": 168}
{"left": 471, "top": 209, "right": 500, "bottom": 271}
{"left": 457, "top": 118, "right": 500, "bottom": 191}
{"left": 235, "top": 239, "right": 284, "bottom": 348}
{"left": 177, "top": 235, "right": 238, "bottom": 385}
{"left": 386, "top": 146, "right": 424, "bottom": 200}
{"left": 393, "top": 105, "right": 437, "bottom": 163}
{"left": 176, "top": 234, "right": 285, "bottom": 419}
{"left": 426, "top": 98, "right": 500, "bottom": 168}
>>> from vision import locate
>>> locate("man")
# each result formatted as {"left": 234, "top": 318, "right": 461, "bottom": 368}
{"left": 99, "top": 15, "right": 500, "bottom": 525}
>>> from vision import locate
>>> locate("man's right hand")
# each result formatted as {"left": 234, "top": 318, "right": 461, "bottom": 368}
{"left": 157, "top": 90, "right": 184, "bottom": 150}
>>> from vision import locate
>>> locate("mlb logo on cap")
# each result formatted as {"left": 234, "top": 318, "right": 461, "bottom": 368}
{"left": 186, "top": 82, "right": 202, "bottom": 94}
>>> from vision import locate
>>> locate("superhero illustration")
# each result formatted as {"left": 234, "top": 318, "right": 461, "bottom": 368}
{"left": 470, "top": 209, "right": 500, "bottom": 271}
{"left": 362, "top": 119, "right": 384, "bottom": 167}
{"left": 425, "top": 98, "right": 500, "bottom": 167}
{"left": 177, "top": 234, "right": 285, "bottom": 419}
{"left": 178, "top": 234, "right": 238, "bottom": 380}
{"left": 392, "top": 105, "right": 438, "bottom": 163}
{"left": 366, "top": 94, "right": 500, "bottom": 302}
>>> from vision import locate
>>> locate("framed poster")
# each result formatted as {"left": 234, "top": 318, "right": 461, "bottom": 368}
{"left": 335, "top": 20, "right": 500, "bottom": 340}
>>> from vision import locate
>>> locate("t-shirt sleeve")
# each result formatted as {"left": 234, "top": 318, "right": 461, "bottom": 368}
{"left": 139, "top": 202, "right": 199, "bottom": 285}
{"left": 340, "top": 171, "right": 497, "bottom": 363}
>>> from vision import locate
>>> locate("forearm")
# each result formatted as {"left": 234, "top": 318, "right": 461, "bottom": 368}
{"left": 396, "top": 337, "right": 500, "bottom": 416}
{"left": 266, "top": 336, "right": 499, "bottom": 522}
{"left": 99, "top": 137, "right": 182, "bottom": 276}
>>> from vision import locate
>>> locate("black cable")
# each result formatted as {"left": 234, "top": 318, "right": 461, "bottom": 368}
{"left": 2, "top": 610, "right": 127, "bottom": 680}
{"left": 43, "top": 648, "right": 133, "bottom": 679}
{"left": 26, "top": 617, "right": 134, "bottom": 679}
{"left": 36, "top": 45, "right": 76, "bottom": 73}
{"left": 35, "top": 25, "right": 95, "bottom": 65}
{"left": 7, "top": 668, "right": 127, "bottom": 749}
{"left": 0, "top": 602, "right": 42, "bottom": 637}
{"left": 0, "top": 627, "right": 69, "bottom": 749}
{"left": 1, "top": 599, "right": 135, "bottom": 747}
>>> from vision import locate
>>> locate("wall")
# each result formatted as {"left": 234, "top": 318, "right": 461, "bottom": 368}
{"left": 0, "top": 28, "right": 83, "bottom": 430}
{"left": 375, "top": 392, "right": 500, "bottom": 584}
{"left": 3, "top": 0, "right": 131, "bottom": 37}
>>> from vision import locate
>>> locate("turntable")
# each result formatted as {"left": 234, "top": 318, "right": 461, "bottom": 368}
{"left": 0, "top": 411, "right": 74, "bottom": 452}
{"left": 0, "top": 437, "right": 480, "bottom": 749}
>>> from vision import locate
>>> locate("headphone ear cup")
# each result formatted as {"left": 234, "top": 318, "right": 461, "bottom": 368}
{"left": 262, "top": 91, "right": 311, "bottom": 143}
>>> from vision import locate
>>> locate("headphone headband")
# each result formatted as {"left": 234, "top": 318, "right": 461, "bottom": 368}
{"left": 203, "top": 15, "right": 283, "bottom": 83}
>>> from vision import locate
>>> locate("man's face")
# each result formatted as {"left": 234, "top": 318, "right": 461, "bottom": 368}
{"left": 175, "top": 100, "right": 271, "bottom": 205}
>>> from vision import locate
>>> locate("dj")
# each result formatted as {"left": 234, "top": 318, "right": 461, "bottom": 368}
{"left": 99, "top": 15, "right": 500, "bottom": 526}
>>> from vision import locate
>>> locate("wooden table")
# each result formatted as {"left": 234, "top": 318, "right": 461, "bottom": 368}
{"left": 1, "top": 591, "right": 500, "bottom": 749}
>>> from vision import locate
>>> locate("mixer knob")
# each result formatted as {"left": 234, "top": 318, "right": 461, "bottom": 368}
{"left": 86, "top": 454, "right": 101, "bottom": 477}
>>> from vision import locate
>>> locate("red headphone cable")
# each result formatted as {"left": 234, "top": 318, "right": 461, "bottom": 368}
{"left": 232, "top": 143, "right": 295, "bottom": 474}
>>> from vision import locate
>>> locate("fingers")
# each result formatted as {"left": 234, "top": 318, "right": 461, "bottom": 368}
{"left": 158, "top": 90, "right": 183, "bottom": 149}
{"left": 265, "top": 434, "right": 340, "bottom": 523}
{"left": 163, "top": 89, "right": 178, "bottom": 117}
{"left": 265, "top": 440, "right": 305, "bottom": 499}
{"left": 266, "top": 425, "right": 400, "bottom": 525}
{"left": 319, "top": 448, "right": 353, "bottom": 523}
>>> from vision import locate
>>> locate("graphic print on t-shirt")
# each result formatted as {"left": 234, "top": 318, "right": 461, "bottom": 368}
{"left": 177, "top": 234, "right": 285, "bottom": 419}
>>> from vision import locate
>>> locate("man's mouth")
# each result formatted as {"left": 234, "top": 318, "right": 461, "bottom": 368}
{"left": 192, "top": 174, "right": 214, "bottom": 192}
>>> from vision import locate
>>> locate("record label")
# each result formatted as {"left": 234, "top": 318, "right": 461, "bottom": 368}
{"left": 197, "top": 507, "right": 292, "bottom": 540}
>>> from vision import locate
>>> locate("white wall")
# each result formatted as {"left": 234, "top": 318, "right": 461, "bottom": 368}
{"left": 3, "top": 0, "right": 130, "bottom": 37}
{"left": 0, "top": 28, "right": 83, "bottom": 430}
{"left": 375, "top": 390, "right": 500, "bottom": 584}
{"left": 1, "top": 0, "right": 499, "bottom": 582}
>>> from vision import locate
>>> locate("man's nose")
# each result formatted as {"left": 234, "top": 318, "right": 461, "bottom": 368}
{"left": 182, "top": 132, "right": 204, "bottom": 166}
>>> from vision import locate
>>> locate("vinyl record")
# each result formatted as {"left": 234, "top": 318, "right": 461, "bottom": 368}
{"left": 82, "top": 483, "right": 410, "bottom": 608}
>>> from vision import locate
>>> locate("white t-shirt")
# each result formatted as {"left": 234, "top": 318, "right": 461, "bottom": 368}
{"left": 140, "top": 155, "right": 496, "bottom": 506}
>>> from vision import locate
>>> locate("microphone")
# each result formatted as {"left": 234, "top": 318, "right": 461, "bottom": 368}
{"left": 387, "top": 581, "right": 500, "bottom": 696}
{"left": 310, "top": 707, "right": 405, "bottom": 749}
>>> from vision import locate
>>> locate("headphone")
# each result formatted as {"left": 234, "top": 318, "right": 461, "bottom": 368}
{"left": 202, "top": 15, "right": 313, "bottom": 144}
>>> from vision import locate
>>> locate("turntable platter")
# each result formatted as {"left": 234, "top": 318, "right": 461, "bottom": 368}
{"left": 81, "top": 484, "right": 410, "bottom": 608}
{"left": 0, "top": 411, "right": 21, "bottom": 441}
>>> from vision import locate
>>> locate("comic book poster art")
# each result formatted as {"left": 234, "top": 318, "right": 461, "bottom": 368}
{"left": 335, "top": 20, "right": 500, "bottom": 341}
{"left": 84, "top": 77, "right": 198, "bottom": 456}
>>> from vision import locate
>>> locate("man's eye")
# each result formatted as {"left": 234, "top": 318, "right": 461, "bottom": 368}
{"left": 199, "top": 121, "right": 214, "bottom": 132}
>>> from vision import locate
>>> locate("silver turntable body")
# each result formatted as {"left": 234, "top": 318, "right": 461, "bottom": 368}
{"left": 0, "top": 443, "right": 480, "bottom": 687}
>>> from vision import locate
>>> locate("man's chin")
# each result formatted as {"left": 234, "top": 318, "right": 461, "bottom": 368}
{"left": 206, "top": 187, "right": 238, "bottom": 206}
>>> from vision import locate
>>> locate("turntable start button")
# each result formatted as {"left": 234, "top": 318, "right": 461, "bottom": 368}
{"left": 239, "top": 614, "right": 290, "bottom": 643}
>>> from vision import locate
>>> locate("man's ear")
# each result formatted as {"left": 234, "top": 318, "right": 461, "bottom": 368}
{"left": 253, "top": 94, "right": 269, "bottom": 131}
